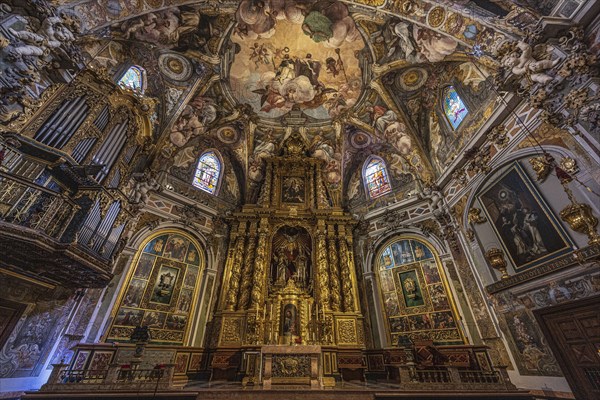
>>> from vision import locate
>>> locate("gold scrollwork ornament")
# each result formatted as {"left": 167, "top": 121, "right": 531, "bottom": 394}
{"left": 468, "top": 207, "right": 487, "bottom": 224}
{"left": 528, "top": 154, "right": 554, "bottom": 182}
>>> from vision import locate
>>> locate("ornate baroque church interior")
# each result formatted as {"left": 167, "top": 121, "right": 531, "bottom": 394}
{"left": 0, "top": 0, "right": 599, "bottom": 399}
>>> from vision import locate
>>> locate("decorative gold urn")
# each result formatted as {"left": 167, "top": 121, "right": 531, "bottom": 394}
{"left": 485, "top": 248, "right": 510, "bottom": 279}
{"left": 560, "top": 202, "right": 600, "bottom": 245}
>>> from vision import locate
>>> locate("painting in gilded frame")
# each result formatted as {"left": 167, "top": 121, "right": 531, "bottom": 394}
{"left": 150, "top": 265, "right": 180, "bottom": 305}
{"left": 398, "top": 270, "right": 425, "bottom": 307}
{"left": 281, "top": 176, "right": 305, "bottom": 204}
{"left": 478, "top": 163, "right": 572, "bottom": 272}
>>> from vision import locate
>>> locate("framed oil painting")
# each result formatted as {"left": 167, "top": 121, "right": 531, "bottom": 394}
{"left": 398, "top": 270, "right": 425, "bottom": 308}
{"left": 281, "top": 176, "right": 305, "bottom": 204}
{"left": 478, "top": 163, "right": 572, "bottom": 272}
{"left": 150, "top": 265, "right": 180, "bottom": 305}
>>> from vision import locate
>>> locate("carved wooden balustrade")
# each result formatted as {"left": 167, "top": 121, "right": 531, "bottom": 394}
{"left": 0, "top": 134, "right": 134, "bottom": 288}
{"left": 41, "top": 364, "right": 175, "bottom": 392}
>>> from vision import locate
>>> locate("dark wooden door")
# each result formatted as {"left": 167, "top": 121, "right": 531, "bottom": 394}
{"left": 535, "top": 294, "right": 600, "bottom": 400}
{"left": 0, "top": 298, "right": 27, "bottom": 348}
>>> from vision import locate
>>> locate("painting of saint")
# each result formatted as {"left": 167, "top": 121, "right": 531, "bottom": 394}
{"left": 141, "top": 311, "right": 166, "bottom": 329}
{"left": 399, "top": 270, "right": 425, "bottom": 307}
{"left": 383, "top": 292, "right": 400, "bottom": 317}
{"left": 150, "top": 265, "right": 180, "bottom": 305}
{"left": 379, "top": 270, "right": 395, "bottom": 292}
{"left": 380, "top": 247, "right": 393, "bottom": 269}
{"left": 429, "top": 283, "right": 450, "bottom": 310}
{"left": 412, "top": 241, "right": 433, "bottom": 261}
{"left": 144, "top": 235, "right": 168, "bottom": 255}
{"left": 184, "top": 266, "right": 199, "bottom": 288}
{"left": 122, "top": 279, "right": 146, "bottom": 308}
{"left": 479, "top": 164, "right": 571, "bottom": 271}
{"left": 114, "top": 308, "right": 144, "bottom": 327}
{"left": 408, "top": 314, "right": 432, "bottom": 331}
{"left": 282, "top": 177, "right": 305, "bottom": 204}
{"left": 185, "top": 243, "right": 200, "bottom": 266}
{"left": 165, "top": 314, "right": 187, "bottom": 331}
{"left": 281, "top": 304, "right": 299, "bottom": 338}
{"left": 163, "top": 236, "right": 189, "bottom": 262}
{"left": 421, "top": 260, "right": 441, "bottom": 285}
{"left": 390, "top": 317, "right": 410, "bottom": 333}
{"left": 134, "top": 253, "right": 155, "bottom": 278}
{"left": 176, "top": 289, "right": 193, "bottom": 313}
{"left": 432, "top": 311, "right": 456, "bottom": 329}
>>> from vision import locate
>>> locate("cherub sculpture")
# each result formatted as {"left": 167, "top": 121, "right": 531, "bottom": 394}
{"left": 127, "top": 173, "right": 162, "bottom": 204}
{"left": 501, "top": 41, "right": 559, "bottom": 85}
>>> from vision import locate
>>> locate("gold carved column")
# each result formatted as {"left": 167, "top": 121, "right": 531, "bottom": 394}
{"left": 316, "top": 220, "right": 331, "bottom": 310}
{"left": 327, "top": 224, "right": 342, "bottom": 311}
{"left": 225, "top": 221, "right": 247, "bottom": 311}
{"left": 238, "top": 221, "right": 258, "bottom": 310}
{"left": 250, "top": 217, "right": 269, "bottom": 308}
{"left": 338, "top": 226, "right": 356, "bottom": 312}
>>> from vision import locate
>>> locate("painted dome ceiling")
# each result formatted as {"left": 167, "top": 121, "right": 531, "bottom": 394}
{"left": 57, "top": 0, "right": 555, "bottom": 210}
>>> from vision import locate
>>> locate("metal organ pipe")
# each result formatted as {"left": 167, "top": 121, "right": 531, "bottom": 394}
{"left": 54, "top": 101, "right": 90, "bottom": 149}
{"left": 34, "top": 97, "right": 79, "bottom": 143}
{"left": 46, "top": 97, "right": 86, "bottom": 147}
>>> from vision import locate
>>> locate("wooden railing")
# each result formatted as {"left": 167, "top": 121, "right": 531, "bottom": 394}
{"left": 59, "top": 369, "right": 108, "bottom": 384}
{"left": 458, "top": 369, "right": 501, "bottom": 384}
{"left": 414, "top": 369, "right": 451, "bottom": 383}
{"left": 42, "top": 363, "right": 175, "bottom": 392}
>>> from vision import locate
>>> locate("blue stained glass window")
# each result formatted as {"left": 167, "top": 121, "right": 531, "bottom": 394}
{"left": 364, "top": 157, "right": 392, "bottom": 199}
{"left": 118, "top": 65, "right": 145, "bottom": 93}
{"left": 193, "top": 151, "right": 220, "bottom": 194}
{"left": 443, "top": 86, "right": 468, "bottom": 130}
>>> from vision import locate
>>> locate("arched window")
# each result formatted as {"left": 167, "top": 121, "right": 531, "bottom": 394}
{"left": 442, "top": 86, "right": 468, "bottom": 130}
{"left": 363, "top": 156, "right": 392, "bottom": 199}
{"left": 118, "top": 65, "right": 145, "bottom": 93}
{"left": 193, "top": 151, "right": 221, "bottom": 194}
{"left": 376, "top": 237, "right": 464, "bottom": 345}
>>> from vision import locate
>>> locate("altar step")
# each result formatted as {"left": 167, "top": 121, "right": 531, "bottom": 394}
{"left": 21, "top": 390, "right": 534, "bottom": 400}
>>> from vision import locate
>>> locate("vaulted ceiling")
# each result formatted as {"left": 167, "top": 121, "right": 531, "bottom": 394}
{"left": 57, "top": 0, "right": 556, "bottom": 210}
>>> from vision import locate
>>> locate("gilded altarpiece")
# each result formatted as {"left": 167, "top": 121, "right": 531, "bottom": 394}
{"left": 377, "top": 237, "right": 465, "bottom": 345}
{"left": 212, "top": 133, "right": 364, "bottom": 376}
{"left": 107, "top": 231, "right": 205, "bottom": 345}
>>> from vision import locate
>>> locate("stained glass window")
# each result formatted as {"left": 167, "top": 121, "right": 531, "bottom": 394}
{"left": 193, "top": 151, "right": 221, "bottom": 194}
{"left": 118, "top": 65, "right": 145, "bottom": 93}
{"left": 443, "top": 86, "right": 468, "bottom": 130}
{"left": 364, "top": 156, "right": 392, "bottom": 199}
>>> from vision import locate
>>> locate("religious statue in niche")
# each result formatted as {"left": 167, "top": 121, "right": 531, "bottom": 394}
{"left": 281, "top": 303, "right": 300, "bottom": 342}
{"left": 271, "top": 226, "right": 312, "bottom": 288}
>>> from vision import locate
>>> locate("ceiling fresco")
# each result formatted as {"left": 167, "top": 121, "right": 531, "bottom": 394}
{"left": 52, "top": 0, "right": 551, "bottom": 210}
{"left": 229, "top": 0, "right": 366, "bottom": 120}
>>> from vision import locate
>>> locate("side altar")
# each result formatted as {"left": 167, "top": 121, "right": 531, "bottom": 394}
{"left": 208, "top": 132, "right": 366, "bottom": 383}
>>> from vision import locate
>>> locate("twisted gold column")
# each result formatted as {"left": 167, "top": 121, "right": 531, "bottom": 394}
{"left": 251, "top": 218, "right": 269, "bottom": 308}
{"left": 225, "top": 221, "right": 247, "bottom": 311}
{"left": 316, "top": 221, "right": 330, "bottom": 310}
{"left": 327, "top": 224, "right": 342, "bottom": 311}
{"left": 238, "top": 223, "right": 257, "bottom": 310}
{"left": 339, "top": 236, "right": 355, "bottom": 312}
